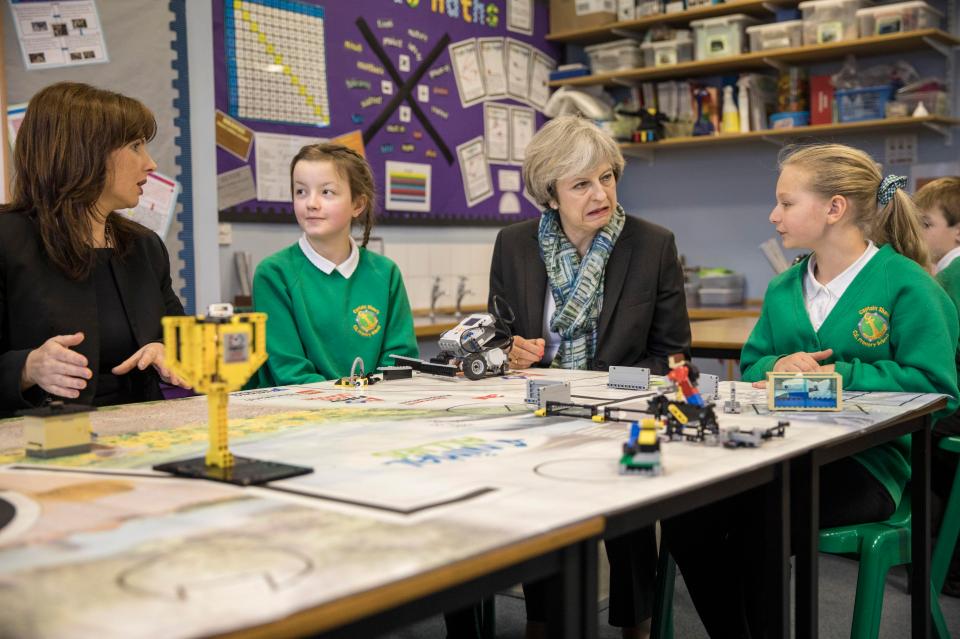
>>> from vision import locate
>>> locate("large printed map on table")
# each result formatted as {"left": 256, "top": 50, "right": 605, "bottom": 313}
{"left": 0, "top": 372, "right": 945, "bottom": 638}
{"left": 0, "top": 373, "right": 943, "bottom": 515}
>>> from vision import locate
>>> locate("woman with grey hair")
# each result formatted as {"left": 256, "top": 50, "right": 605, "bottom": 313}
{"left": 488, "top": 115, "right": 690, "bottom": 637}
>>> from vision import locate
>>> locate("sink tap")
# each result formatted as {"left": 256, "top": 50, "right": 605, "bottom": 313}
{"left": 430, "top": 276, "right": 446, "bottom": 320}
{"left": 455, "top": 276, "right": 472, "bottom": 318}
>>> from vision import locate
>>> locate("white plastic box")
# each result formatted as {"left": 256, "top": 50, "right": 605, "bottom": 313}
{"left": 689, "top": 14, "right": 759, "bottom": 60}
{"left": 746, "top": 20, "right": 804, "bottom": 52}
{"left": 640, "top": 32, "right": 693, "bottom": 67}
{"left": 856, "top": 1, "right": 941, "bottom": 36}
{"left": 799, "top": 0, "right": 868, "bottom": 45}
{"left": 636, "top": 1, "right": 662, "bottom": 16}
{"left": 584, "top": 39, "right": 644, "bottom": 73}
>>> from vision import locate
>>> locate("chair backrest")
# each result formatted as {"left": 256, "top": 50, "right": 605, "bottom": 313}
{"left": 933, "top": 436, "right": 960, "bottom": 592}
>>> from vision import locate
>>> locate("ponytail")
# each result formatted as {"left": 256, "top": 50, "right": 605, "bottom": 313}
{"left": 875, "top": 188, "right": 928, "bottom": 266}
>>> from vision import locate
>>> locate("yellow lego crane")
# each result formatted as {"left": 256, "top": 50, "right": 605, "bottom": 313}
{"left": 153, "top": 304, "right": 311, "bottom": 485}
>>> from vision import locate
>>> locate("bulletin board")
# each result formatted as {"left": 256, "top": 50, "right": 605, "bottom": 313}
{"left": 2, "top": 0, "right": 193, "bottom": 309}
{"left": 214, "top": 0, "right": 558, "bottom": 226}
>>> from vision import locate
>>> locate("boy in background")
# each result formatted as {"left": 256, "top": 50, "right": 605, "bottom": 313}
{"left": 917, "top": 176, "right": 960, "bottom": 597}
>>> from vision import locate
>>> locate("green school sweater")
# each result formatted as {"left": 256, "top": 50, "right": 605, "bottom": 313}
{"left": 936, "top": 257, "right": 960, "bottom": 317}
{"left": 741, "top": 244, "right": 959, "bottom": 506}
{"left": 252, "top": 243, "right": 418, "bottom": 386}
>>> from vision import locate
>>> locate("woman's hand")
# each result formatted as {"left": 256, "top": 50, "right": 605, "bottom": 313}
{"left": 21, "top": 332, "right": 92, "bottom": 398}
{"left": 112, "top": 342, "right": 191, "bottom": 389}
{"left": 772, "top": 349, "right": 834, "bottom": 373}
{"left": 508, "top": 336, "right": 545, "bottom": 369}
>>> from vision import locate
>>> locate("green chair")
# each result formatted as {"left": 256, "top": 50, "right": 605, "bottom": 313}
{"left": 651, "top": 550, "right": 675, "bottom": 639}
{"left": 932, "top": 436, "right": 960, "bottom": 639}
{"left": 818, "top": 435, "right": 960, "bottom": 639}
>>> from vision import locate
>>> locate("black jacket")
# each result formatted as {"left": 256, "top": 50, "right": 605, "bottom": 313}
{"left": 0, "top": 211, "right": 184, "bottom": 413}
{"left": 488, "top": 215, "right": 690, "bottom": 374}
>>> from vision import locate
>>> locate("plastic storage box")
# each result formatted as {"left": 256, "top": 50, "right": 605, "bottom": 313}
{"left": 799, "top": 0, "right": 868, "bottom": 44}
{"left": 641, "top": 32, "right": 693, "bottom": 67}
{"left": 584, "top": 39, "right": 644, "bottom": 73}
{"left": 746, "top": 20, "right": 804, "bottom": 51}
{"left": 697, "top": 273, "right": 746, "bottom": 306}
{"left": 893, "top": 89, "right": 949, "bottom": 116}
{"left": 835, "top": 85, "right": 894, "bottom": 122}
{"left": 689, "top": 14, "right": 759, "bottom": 59}
{"left": 856, "top": 1, "right": 941, "bottom": 36}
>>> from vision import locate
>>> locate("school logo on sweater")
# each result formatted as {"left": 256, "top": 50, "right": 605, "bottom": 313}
{"left": 353, "top": 304, "right": 382, "bottom": 337}
{"left": 853, "top": 306, "right": 890, "bottom": 347}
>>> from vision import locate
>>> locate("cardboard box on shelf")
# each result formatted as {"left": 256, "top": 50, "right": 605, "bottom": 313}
{"left": 550, "top": 0, "right": 618, "bottom": 34}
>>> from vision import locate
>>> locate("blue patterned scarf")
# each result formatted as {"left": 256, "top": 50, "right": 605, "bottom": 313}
{"left": 538, "top": 204, "right": 625, "bottom": 369}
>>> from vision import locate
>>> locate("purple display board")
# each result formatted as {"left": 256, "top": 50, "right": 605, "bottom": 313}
{"left": 214, "top": 0, "right": 559, "bottom": 226}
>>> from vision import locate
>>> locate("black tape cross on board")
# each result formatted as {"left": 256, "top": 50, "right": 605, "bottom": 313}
{"left": 355, "top": 17, "right": 453, "bottom": 164}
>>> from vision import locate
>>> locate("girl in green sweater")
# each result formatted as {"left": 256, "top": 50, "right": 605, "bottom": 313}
{"left": 252, "top": 143, "right": 418, "bottom": 386}
{"left": 662, "top": 143, "right": 959, "bottom": 637}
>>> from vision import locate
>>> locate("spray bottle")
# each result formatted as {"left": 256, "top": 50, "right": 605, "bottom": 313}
{"left": 721, "top": 85, "right": 740, "bottom": 134}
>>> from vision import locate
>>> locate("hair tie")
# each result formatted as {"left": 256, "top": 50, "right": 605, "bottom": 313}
{"left": 877, "top": 174, "right": 907, "bottom": 206}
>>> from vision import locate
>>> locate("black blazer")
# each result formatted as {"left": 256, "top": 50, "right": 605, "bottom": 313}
{"left": 0, "top": 211, "right": 184, "bottom": 413}
{"left": 488, "top": 216, "right": 691, "bottom": 374}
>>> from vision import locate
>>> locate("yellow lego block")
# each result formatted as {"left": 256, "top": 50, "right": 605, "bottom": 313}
{"left": 667, "top": 403, "right": 688, "bottom": 424}
{"left": 22, "top": 404, "right": 93, "bottom": 458}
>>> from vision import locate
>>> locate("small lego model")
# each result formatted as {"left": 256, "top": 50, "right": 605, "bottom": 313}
{"left": 723, "top": 382, "right": 742, "bottom": 414}
{"left": 335, "top": 357, "right": 377, "bottom": 389}
{"left": 620, "top": 419, "right": 664, "bottom": 476}
{"left": 607, "top": 366, "right": 651, "bottom": 390}
{"left": 535, "top": 400, "right": 600, "bottom": 419}
{"left": 633, "top": 108, "right": 669, "bottom": 143}
{"left": 390, "top": 354, "right": 459, "bottom": 377}
{"left": 377, "top": 365, "right": 414, "bottom": 381}
{"left": 19, "top": 401, "right": 94, "bottom": 458}
{"left": 434, "top": 312, "right": 509, "bottom": 380}
{"left": 153, "top": 304, "right": 312, "bottom": 486}
{"left": 666, "top": 354, "right": 705, "bottom": 407}
{"left": 767, "top": 372, "right": 842, "bottom": 411}
{"left": 720, "top": 420, "right": 790, "bottom": 448}
{"left": 525, "top": 379, "right": 571, "bottom": 408}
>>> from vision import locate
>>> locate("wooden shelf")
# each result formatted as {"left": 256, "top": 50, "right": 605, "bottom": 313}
{"left": 547, "top": 0, "right": 799, "bottom": 44}
{"left": 549, "top": 30, "right": 960, "bottom": 87}
{"left": 619, "top": 116, "right": 960, "bottom": 154}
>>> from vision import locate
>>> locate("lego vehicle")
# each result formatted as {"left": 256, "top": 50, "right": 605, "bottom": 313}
{"left": 417, "top": 296, "right": 517, "bottom": 380}
{"left": 720, "top": 420, "right": 789, "bottom": 448}
{"left": 620, "top": 419, "right": 663, "bottom": 475}
{"left": 435, "top": 312, "right": 510, "bottom": 380}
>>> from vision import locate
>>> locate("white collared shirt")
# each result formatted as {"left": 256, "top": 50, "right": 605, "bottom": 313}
{"left": 803, "top": 241, "right": 878, "bottom": 331}
{"left": 298, "top": 234, "right": 360, "bottom": 279}
{"left": 936, "top": 246, "right": 960, "bottom": 274}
